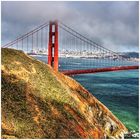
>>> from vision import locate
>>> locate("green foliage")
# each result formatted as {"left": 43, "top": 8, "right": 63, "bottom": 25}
{"left": 2, "top": 48, "right": 127, "bottom": 139}
{"left": 1, "top": 48, "right": 80, "bottom": 138}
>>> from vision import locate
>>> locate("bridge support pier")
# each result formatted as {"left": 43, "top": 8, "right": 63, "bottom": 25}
{"left": 48, "top": 21, "right": 58, "bottom": 71}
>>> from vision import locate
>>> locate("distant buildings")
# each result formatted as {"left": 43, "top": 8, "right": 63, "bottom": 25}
{"left": 28, "top": 48, "right": 139, "bottom": 62}
{"left": 28, "top": 48, "right": 48, "bottom": 55}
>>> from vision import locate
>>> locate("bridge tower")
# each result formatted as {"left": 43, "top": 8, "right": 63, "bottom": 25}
{"left": 48, "top": 21, "right": 59, "bottom": 71}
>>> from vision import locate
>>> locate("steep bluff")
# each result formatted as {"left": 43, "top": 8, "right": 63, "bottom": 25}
{"left": 1, "top": 48, "right": 128, "bottom": 139}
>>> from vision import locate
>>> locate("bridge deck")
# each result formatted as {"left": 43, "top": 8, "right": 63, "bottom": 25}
{"left": 61, "top": 65, "right": 139, "bottom": 75}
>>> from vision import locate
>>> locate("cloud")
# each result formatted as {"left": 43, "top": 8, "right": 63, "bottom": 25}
{"left": 1, "top": 1, "right": 139, "bottom": 52}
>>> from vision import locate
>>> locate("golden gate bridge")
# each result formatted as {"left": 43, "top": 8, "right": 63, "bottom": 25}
{"left": 2, "top": 20, "right": 139, "bottom": 75}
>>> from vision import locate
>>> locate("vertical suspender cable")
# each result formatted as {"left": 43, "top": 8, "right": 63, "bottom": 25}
{"left": 27, "top": 35, "right": 28, "bottom": 53}
{"left": 17, "top": 40, "right": 18, "bottom": 50}
{"left": 32, "top": 33, "right": 33, "bottom": 52}
{"left": 22, "top": 38, "right": 23, "bottom": 51}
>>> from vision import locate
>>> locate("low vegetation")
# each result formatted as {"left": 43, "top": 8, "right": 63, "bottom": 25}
{"left": 2, "top": 48, "right": 128, "bottom": 138}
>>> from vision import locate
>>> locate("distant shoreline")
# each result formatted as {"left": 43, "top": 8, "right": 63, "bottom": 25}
{"left": 28, "top": 53, "right": 139, "bottom": 62}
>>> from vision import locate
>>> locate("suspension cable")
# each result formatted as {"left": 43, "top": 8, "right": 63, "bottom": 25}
{"left": 2, "top": 22, "right": 49, "bottom": 48}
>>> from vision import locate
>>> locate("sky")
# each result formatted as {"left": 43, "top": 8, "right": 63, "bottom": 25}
{"left": 1, "top": 1, "right": 139, "bottom": 52}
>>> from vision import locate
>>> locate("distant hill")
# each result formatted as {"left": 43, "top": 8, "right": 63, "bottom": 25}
{"left": 119, "top": 52, "right": 139, "bottom": 58}
{"left": 2, "top": 48, "right": 127, "bottom": 139}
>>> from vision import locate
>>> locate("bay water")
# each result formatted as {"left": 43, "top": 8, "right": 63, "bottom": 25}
{"left": 34, "top": 55, "right": 139, "bottom": 137}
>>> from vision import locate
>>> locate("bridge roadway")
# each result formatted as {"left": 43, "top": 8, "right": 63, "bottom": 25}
{"left": 61, "top": 65, "right": 139, "bottom": 75}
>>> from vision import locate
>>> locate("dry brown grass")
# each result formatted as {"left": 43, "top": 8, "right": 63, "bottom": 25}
{"left": 2, "top": 48, "right": 128, "bottom": 139}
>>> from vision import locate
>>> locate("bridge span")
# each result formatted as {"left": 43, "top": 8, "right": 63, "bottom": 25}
{"left": 2, "top": 20, "right": 139, "bottom": 74}
{"left": 61, "top": 65, "right": 139, "bottom": 75}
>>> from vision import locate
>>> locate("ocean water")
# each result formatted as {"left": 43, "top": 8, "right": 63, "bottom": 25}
{"left": 72, "top": 71, "right": 139, "bottom": 132}
{"left": 34, "top": 55, "right": 139, "bottom": 137}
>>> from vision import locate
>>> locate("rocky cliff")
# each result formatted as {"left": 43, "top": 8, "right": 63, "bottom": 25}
{"left": 1, "top": 48, "right": 128, "bottom": 139}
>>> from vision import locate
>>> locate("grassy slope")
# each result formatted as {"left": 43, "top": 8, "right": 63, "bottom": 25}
{"left": 2, "top": 48, "right": 128, "bottom": 139}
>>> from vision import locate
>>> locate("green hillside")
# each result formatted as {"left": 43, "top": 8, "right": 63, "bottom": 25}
{"left": 2, "top": 48, "right": 127, "bottom": 139}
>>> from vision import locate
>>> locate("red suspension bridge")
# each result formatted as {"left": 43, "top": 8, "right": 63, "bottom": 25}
{"left": 2, "top": 20, "right": 139, "bottom": 75}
